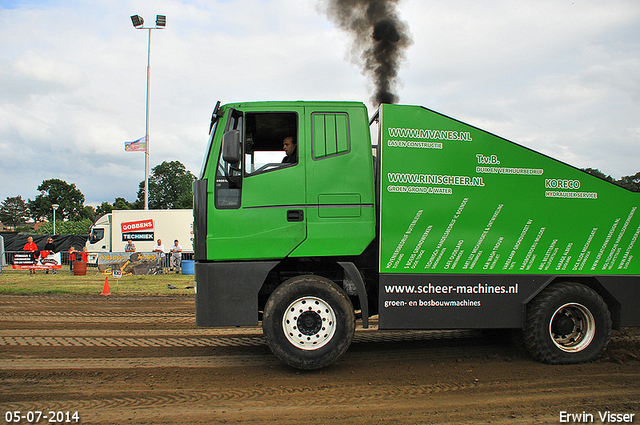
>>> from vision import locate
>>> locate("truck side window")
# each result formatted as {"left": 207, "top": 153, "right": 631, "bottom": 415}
{"left": 89, "top": 228, "right": 104, "bottom": 244}
{"left": 244, "top": 112, "right": 298, "bottom": 176}
{"left": 312, "top": 112, "right": 350, "bottom": 159}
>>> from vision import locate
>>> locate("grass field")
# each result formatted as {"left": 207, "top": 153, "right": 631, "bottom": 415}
{"left": 0, "top": 266, "right": 196, "bottom": 296}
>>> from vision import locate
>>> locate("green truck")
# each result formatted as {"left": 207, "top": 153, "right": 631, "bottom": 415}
{"left": 194, "top": 101, "right": 640, "bottom": 369}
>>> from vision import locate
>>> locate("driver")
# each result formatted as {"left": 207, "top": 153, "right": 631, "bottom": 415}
{"left": 282, "top": 136, "right": 298, "bottom": 164}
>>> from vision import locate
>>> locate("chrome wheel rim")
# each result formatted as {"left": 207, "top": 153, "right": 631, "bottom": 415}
{"left": 549, "top": 302, "right": 596, "bottom": 352}
{"left": 282, "top": 296, "right": 336, "bottom": 351}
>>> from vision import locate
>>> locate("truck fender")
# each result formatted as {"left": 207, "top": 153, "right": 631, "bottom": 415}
{"left": 521, "top": 276, "right": 623, "bottom": 330}
{"left": 520, "top": 276, "right": 557, "bottom": 329}
{"left": 195, "top": 261, "right": 279, "bottom": 327}
{"left": 338, "top": 261, "right": 369, "bottom": 328}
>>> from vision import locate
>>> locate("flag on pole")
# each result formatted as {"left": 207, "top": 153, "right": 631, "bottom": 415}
{"left": 125, "top": 136, "right": 147, "bottom": 152}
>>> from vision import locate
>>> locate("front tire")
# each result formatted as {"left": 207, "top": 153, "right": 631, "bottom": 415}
{"left": 263, "top": 275, "right": 355, "bottom": 370}
{"left": 524, "top": 282, "right": 611, "bottom": 364}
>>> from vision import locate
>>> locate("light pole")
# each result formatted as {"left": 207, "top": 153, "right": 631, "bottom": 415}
{"left": 131, "top": 14, "right": 166, "bottom": 210}
{"left": 51, "top": 204, "right": 59, "bottom": 235}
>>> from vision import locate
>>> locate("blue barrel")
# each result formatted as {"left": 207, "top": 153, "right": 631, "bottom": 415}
{"left": 181, "top": 260, "right": 194, "bottom": 275}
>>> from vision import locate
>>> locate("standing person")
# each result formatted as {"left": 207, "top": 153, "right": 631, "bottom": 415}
{"left": 170, "top": 239, "right": 182, "bottom": 273}
{"left": 23, "top": 237, "right": 39, "bottom": 275}
{"left": 68, "top": 246, "right": 77, "bottom": 274}
{"left": 43, "top": 237, "right": 56, "bottom": 274}
{"left": 124, "top": 239, "right": 136, "bottom": 252}
{"left": 81, "top": 246, "right": 89, "bottom": 262}
{"left": 152, "top": 239, "right": 166, "bottom": 271}
{"left": 152, "top": 239, "right": 165, "bottom": 255}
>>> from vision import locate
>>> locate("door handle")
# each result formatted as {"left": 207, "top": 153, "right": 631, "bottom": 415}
{"left": 287, "top": 210, "right": 304, "bottom": 222}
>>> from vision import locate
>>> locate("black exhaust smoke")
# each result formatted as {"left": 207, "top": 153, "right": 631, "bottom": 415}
{"left": 320, "top": 0, "right": 412, "bottom": 106}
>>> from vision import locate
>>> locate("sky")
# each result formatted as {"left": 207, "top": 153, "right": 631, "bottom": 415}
{"left": 0, "top": 0, "right": 639, "bottom": 207}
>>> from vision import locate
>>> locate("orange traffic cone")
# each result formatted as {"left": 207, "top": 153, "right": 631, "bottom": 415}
{"left": 100, "top": 276, "right": 111, "bottom": 296}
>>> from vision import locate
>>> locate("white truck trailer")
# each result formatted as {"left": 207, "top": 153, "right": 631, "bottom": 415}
{"left": 86, "top": 209, "right": 193, "bottom": 260}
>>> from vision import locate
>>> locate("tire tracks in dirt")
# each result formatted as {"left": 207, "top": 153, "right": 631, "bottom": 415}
{"left": 3, "top": 371, "right": 638, "bottom": 424}
{"left": 1, "top": 294, "right": 639, "bottom": 425}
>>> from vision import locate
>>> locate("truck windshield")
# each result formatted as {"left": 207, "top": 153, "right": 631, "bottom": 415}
{"left": 89, "top": 228, "right": 104, "bottom": 244}
{"left": 199, "top": 120, "right": 218, "bottom": 179}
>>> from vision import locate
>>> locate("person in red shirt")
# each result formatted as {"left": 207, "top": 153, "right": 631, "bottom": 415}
{"left": 80, "top": 247, "right": 88, "bottom": 262}
{"left": 23, "top": 237, "right": 39, "bottom": 274}
{"left": 68, "top": 246, "right": 77, "bottom": 274}
{"left": 23, "top": 236, "right": 38, "bottom": 252}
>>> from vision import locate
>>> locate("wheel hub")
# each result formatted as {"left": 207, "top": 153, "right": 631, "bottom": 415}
{"left": 552, "top": 314, "right": 576, "bottom": 336}
{"left": 549, "top": 303, "right": 596, "bottom": 353}
{"left": 297, "top": 311, "right": 322, "bottom": 335}
{"left": 282, "top": 296, "right": 337, "bottom": 351}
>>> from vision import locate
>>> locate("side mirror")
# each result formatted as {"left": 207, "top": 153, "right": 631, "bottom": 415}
{"left": 222, "top": 130, "right": 241, "bottom": 164}
{"left": 209, "top": 101, "right": 222, "bottom": 134}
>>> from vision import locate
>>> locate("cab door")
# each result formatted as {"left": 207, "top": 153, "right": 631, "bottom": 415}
{"left": 209, "top": 106, "right": 307, "bottom": 261}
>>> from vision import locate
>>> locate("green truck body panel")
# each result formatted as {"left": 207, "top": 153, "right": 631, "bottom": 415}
{"left": 376, "top": 104, "right": 640, "bottom": 329}
{"left": 378, "top": 104, "right": 640, "bottom": 276}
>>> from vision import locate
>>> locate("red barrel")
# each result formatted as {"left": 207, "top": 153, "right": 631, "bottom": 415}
{"left": 73, "top": 261, "right": 87, "bottom": 276}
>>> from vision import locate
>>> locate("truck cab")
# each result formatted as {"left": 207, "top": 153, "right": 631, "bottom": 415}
{"left": 196, "top": 101, "right": 376, "bottom": 262}
{"left": 194, "top": 101, "right": 377, "bottom": 368}
{"left": 87, "top": 213, "right": 112, "bottom": 252}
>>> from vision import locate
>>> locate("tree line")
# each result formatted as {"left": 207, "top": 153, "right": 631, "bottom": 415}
{"left": 583, "top": 169, "right": 640, "bottom": 191}
{"left": 0, "top": 161, "right": 195, "bottom": 235}
{"left": 2, "top": 165, "right": 639, "bottom": 235}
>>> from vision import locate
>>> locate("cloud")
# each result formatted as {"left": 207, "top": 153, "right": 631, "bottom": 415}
{"left": 399, "top": 0, "right": 640, "bottom": 177}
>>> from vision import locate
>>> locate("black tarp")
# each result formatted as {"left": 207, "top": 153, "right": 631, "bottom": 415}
{"left": 1, "top": 233, "right": 88, "bottom": 253}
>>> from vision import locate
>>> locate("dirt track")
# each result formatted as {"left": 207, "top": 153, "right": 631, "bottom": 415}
{"left": 0, "top": 294, "right": 638, "bottom": 424}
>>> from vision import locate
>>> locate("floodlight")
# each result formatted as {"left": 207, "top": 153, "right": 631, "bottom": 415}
{"left": 130, "top": 13, "right": 166, "bottom": 209}
{"left": 52, "top": 204, "right": 59, "bottom": 235}
{"left": 131, "top": 15, "right": 144, "bottom": 28}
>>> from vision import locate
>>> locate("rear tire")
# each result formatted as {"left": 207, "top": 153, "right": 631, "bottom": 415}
{"left": 263, "top": 275, "right": 355, "bottom": 370}
{"left": 524, "top": 282, "right": 611, "bottom": 364}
